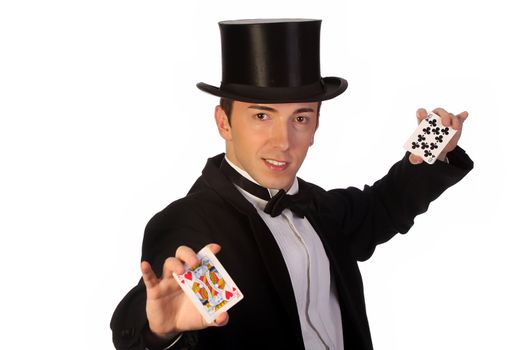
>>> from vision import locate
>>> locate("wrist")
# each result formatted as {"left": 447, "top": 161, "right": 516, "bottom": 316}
{"left": 144, "top": 326, "right": 181, "bottom": 349}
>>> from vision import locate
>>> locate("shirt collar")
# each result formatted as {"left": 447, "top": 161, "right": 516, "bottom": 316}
{"left": 224, "top": 155, "right": 299, "bottom": 206}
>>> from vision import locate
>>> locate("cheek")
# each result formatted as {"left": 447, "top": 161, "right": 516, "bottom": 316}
{"left": 294, "top": 130, "right": 316, "bottom": 148}
{"left": 297, "top": 137, "right": 315, "bottom": 159}
{"left": 232, "top": 132, "right": 260, "bottom": 159}
{"left": 238, "top": 130, "right": 267, "bottom": 149}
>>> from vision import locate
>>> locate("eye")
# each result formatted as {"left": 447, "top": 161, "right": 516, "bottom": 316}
{"left": 295, "top": 115, "right": 309, "bottom": 123}
{"left": 255, "top": 113, "right": 269, "bottom": 121}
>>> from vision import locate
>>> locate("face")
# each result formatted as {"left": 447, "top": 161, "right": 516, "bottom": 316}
{"left": 215, "top": 100, "right": 319, "bottom": 191}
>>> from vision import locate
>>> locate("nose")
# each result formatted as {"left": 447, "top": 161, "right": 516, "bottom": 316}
{"left": 270, "top": 120, "right": 290, "bottom": 151}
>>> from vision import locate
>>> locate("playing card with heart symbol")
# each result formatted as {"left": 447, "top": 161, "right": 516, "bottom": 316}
{"left": 173, "top": 246, "right": 243, "bottom": 323}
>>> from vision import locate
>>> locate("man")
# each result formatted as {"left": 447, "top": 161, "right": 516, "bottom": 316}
{"left": 111, "top": 19, "right": 473, "bottom": 350}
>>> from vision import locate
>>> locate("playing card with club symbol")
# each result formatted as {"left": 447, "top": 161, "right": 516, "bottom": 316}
{"left": 403, "top": 112, "right": 457, "bottom": 164}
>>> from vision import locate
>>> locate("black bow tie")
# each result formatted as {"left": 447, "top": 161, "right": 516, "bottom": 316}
{"left": 263, "top": 189, "right": 311, "bottom": 218}
{"left": 220, "top": 159, "right": 311, "bottom": 218}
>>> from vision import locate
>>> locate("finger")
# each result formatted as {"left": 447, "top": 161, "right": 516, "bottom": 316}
{"left": 210, "top": 312, "right": 229, "bottom": 327}
{"left": 416, "top": 108, "right": 427, "bottom": 124}
{"left": 409, "top": 153, "right": 424, "bottom": 165}
{"left": 451, "top": 111, "right": 468, "bottom": 130}
{"left": 457, "top": 111, "right": 469, "bottom": 123}
{"left": 162, "top": 256, "right": 186, "bottom": 279}
{"left": 433, "top": 107, "right": 453, "bottom": 127}
{"left": 175, "top": 246, "right": 201, "bottom": 268}
{"left": 432, "top": 107, "right": 449, "bottom": 117}
{"left": 451, "top": 112, "right": 461, "bottom": 130}
{"left": 141, "top": 260, "right": 160, "bottom": 290}
{"left": 205, "top": 243, "right": 222, "bottom": 255}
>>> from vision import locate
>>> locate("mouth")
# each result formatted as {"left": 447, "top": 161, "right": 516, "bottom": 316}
{"left": 263, "top": 158, "right": 289, "bottom": 170}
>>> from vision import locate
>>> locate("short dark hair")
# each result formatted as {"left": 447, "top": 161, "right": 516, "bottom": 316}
{"left": 220, "top": 98, "right": 235, "bottom": 124}
{"left": 219, "top": 98, "right": 322, "bottom": 125}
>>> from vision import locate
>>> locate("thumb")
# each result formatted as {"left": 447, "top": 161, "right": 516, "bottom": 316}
{"left": 208, "top": 312, "right": 229, "bottom": 327}
{"left": 409, "top": 153, "right": 424, "bottom": 165}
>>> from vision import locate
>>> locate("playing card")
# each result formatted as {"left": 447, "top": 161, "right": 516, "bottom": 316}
{"left": 173, "top": 246, "right": 243, "bottom": 323}
{"left": 403, "top": 112, "right": 457, "bottom": 164}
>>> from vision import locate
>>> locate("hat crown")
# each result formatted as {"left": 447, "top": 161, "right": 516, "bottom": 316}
{"left": 196, "top": 18, "right": 347, "bottom": 103}
{"left": 219, "top": 19, "right": 321, "bottom": 88}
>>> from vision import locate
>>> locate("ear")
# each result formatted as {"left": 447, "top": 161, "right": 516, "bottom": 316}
{"left": 215, "top": 105, "right": 232, "bottom": 141}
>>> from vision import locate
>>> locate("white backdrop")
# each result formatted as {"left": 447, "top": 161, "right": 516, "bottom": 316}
{"left": 1, "top": 1, "right": 523, "bottom": 349}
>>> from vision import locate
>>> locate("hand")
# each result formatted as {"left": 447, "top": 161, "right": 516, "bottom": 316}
{"left": 141, "top": 243, "right": 229, "bottom": 340}
{"left": 409, "top": 107, "right": 469, "bottom": 165}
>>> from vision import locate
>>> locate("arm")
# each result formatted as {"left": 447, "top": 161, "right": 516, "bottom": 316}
{"left": 111, "top": 245, "right": 229, "bottom": 350}
{"left": 327, "top": 108, "right": 473, "bottom": 261}
{"left": 111, "top": 202, "right": 229, "bottom": 350}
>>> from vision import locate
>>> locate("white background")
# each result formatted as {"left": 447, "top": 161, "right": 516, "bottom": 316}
{"left": 1, "top": 1, "right": 523, "bottom": 349}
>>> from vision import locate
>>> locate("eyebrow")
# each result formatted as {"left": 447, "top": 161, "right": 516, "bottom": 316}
{"left": 247, "top": 105, "right": 315, "bottom": 114}
{"left": 295, "top": 108, "right": 315, "bottom": 114}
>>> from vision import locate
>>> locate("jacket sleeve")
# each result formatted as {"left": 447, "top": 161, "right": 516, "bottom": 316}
{"left": 110, "top": 277, "right": 200, "bottom": 350}
{"left": 110, "top": 280, "right": 148, "bottom": 350}
{"left": 110, "top": 200, "right": 212, "bottom": 350}
{"left": 325, "top": 146, "right": 473, "bottom": 261}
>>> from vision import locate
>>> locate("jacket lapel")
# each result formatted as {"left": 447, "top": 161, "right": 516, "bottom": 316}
{"left": 200, "top": 154, "right": 305, "bottom": 348}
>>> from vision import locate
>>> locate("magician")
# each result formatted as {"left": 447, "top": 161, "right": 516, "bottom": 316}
{"left": 111, "top": 18, "right": 474, "bottom": 350}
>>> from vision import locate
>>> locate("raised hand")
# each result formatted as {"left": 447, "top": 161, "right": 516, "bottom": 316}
{"left": 409, "top": 107, "right": 469, "bottom": 164}
{"left": 141, "top": 243, "right": 229, "bottom": 341}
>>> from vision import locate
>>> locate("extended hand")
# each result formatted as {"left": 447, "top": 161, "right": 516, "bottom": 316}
{"left": 141, "top": 243, "right": 229, "bottom": 340}
{"left": 409, "top": 107, "right": 469, "bottom": 165}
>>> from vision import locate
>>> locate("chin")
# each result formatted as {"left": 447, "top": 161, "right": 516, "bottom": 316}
{"left": 252, "top": 169, "right": 296, "bottom": 190}
{"left": 262, "top": 179, "right": 293, "bottom": 191}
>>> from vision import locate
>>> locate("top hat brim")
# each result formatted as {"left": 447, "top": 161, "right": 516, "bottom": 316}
{"left": 196, "top": 76, "right": 348, "bottom": 103}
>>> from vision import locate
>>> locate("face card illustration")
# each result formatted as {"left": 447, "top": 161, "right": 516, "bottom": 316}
{"left": 403, "top": 112, "right": 457, "bottom": 164}
{"left": 173, "top": 246, "right": 243, "bottom": 323}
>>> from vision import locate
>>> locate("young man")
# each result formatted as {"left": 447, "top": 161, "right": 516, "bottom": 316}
{"left": 111, "top": 19, "right": 473, "bottom": 350}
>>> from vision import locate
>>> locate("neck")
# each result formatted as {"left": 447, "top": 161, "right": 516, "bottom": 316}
{"left": 224, "top": 156, "right": 281, "bottom": 196}
{"left": 223, "top": 155, "right": 298, "bottom": 196}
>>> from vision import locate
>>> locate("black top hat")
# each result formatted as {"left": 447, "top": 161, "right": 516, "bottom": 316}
{"left": 197, "top": 19, "right": 348, "bottom": 103}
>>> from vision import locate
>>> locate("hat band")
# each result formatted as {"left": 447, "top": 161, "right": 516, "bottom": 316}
{"left": 220, "top": 80, "right": 326, "bottom": 100}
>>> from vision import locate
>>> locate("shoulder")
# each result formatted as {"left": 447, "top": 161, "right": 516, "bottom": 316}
{"left": 140, "top": 184, "right": 230, "bottom": 268}
{"left": 300, "top": 177, "right": 365, "bottom": 209}
{"left": 147, "top": 185, "right": 224, "bottom": 232}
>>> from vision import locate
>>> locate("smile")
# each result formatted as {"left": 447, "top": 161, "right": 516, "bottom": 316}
{"left": 265, "top": 159, "right": 287, "bottom": 166}
{"left": 263, "top": 158, "right": 290, "bottom": 170}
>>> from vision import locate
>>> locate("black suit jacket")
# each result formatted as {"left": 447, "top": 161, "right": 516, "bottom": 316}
{"left": 111, "top": 148, "right": 473, "bottom": 349}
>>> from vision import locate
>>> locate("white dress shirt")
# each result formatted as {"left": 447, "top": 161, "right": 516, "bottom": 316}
{"left": 153, "top": 159, "right": 345, "bottom": 350}
{"left": 226, "top": 158, "right": 344, "bottom": 350}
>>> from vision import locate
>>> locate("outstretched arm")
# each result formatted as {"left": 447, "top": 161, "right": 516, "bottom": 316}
{"left": 111, "top": 243, "right": 229, "bottom": 350}
{"left": 325, "top": 107, "right": 473, "bottom": 261}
